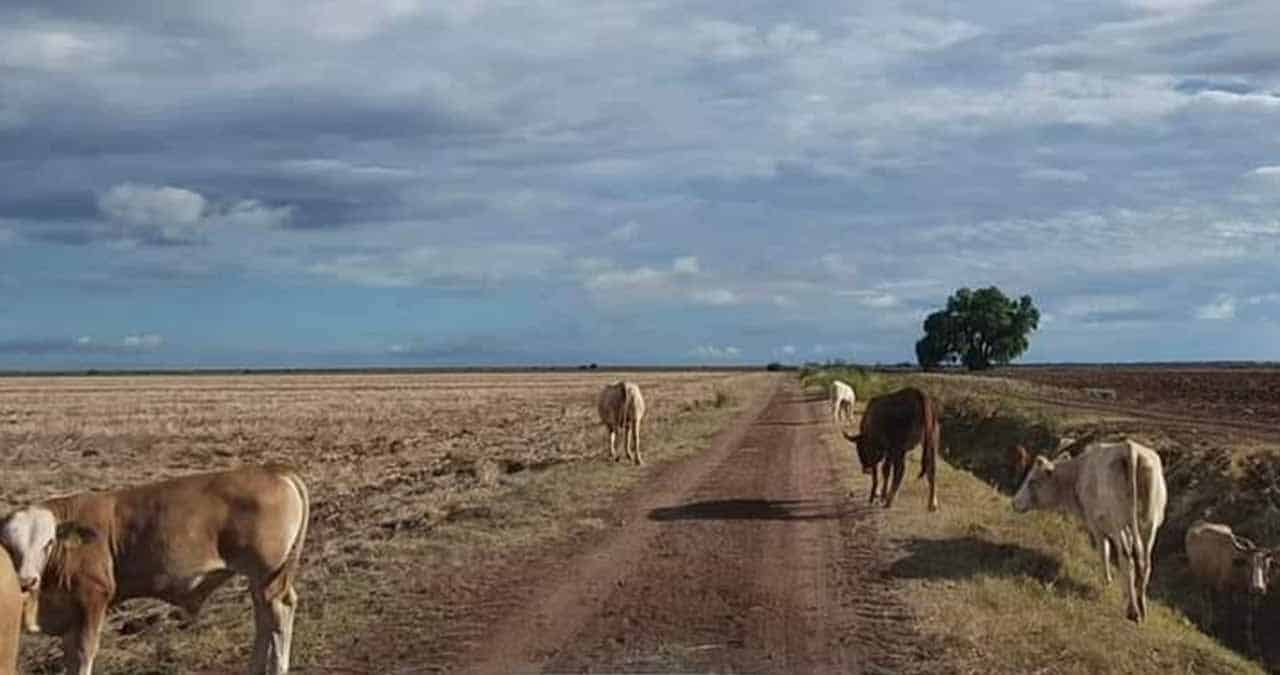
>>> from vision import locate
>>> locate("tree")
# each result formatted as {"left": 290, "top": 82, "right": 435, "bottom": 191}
{"left": 915, "top": 287, "right": 1039, "bottom": 371}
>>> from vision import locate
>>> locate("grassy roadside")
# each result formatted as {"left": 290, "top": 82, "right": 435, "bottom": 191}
{"left": 809, "top": 372, "right": 1265, "bottom": 675}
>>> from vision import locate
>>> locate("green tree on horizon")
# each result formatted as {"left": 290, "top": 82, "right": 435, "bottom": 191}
{"left": 916, "top": 286, "right": 1040, "bottom": 371}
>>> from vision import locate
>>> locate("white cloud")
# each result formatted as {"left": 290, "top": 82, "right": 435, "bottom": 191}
{"left": 672, "top": 256, "right": 701, "bottom": 275}
{"left": 1195, "top": 294, "right": 1237, "bottom": 320}
{"left": 0, "top": 26, "right": 121, "bottom": 72}
{"left": 836, "top": 290, "right": 900, "bottom": 308}
{"left": 1247, "top": 293, "right": 1280, "bottom": 305}
{"left": 1248, "top": 166, "right": 1280, "bottom": 178}
{"left": 98, "top": 183, "right": 291, "bottom": 244}
{"left": 777, "top": 344, "right": 797, "bottom": 356}
{"left": 689, "top": 345, "right": 742, "bottom": 360}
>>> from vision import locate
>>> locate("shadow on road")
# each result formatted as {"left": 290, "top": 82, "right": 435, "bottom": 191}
{"left": 888, "top": 536, "right": 1094, "bottom": 599}
{"left": 649, "top": 499, "right": 842, "bottom": 522}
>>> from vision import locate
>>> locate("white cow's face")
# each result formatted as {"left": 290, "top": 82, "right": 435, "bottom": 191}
{"left": 0, "top": 507, "right": 58, "bottom": 592}
{"left": 1012, "top": 457, "right": 1054, "bottom": 513}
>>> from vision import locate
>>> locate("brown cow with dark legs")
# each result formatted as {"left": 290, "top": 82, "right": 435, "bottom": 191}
{"left": 0, "top": 465, "right": 309, "bottom": 675}
{"left": 842, "top": 387, "right": 940, "bottom": 511}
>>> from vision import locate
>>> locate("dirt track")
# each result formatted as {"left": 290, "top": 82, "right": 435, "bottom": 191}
{"left": 451, "top": 377, "right": 927, "bottom": 674}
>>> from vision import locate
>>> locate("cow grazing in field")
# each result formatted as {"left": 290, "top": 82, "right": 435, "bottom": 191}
{"left": 0, "top": 465, "right": 310, "bottom": 675}
{"left": 830, "top": 380, "right": 856, "bottom": 425}
{"left": 841, "top": 387, "right": 940, "bottom": 511}
{"left": 0, "top": 548, "right": 21, "bottom": 675}
{"left": 1185, "top": 521, "right": 1274, "bottom": 596}
{"left": 598, "top": 381, "right": 646, "bottom": 465}
{"left": 1013, "top": 440, "right": 1167, "bottom": 623}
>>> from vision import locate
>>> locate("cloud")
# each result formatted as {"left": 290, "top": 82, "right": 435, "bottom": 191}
{"left": 1195, "top": 294, "right": 1237, "bottom": 320}
{"left": 308, "top": 243, "right": 563, "bottom": 288}
{"left": 689, "top": 345, "right": 742, "bottom": 360}
{"left": 836, "top": 290, "right": 901, "bottom": 308}
{"left": 689, "top": 288, "right": 740, "bottom": 306}
{"left": 91, "top": 183, "right": 293, "bottom": 245}
{"left": 0, "top": 334, "right": 165, "bottom": 355}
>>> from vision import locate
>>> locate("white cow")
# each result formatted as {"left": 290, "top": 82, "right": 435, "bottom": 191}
{"left": 1185, "top": 521, "right": 1274, "bottom": 595}
{"left": 0, "top": 465, "right": 309, "bottom": 675}
{"left": 1013, "top": 439, "right": 1167, "bottom": 623}
{"left": 830, "top": 380, "right": 856, "bottom": 425}
{"left": 598, "top": 381, "right": 646, "bottom": 465}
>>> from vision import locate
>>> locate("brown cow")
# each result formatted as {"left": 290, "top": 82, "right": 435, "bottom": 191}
{"left": 0, "top": 465, "right": 309, "bottom": 675}
{"left": 842, "top": 387, "right": 940, "bottom": 511}
{"left": 0, "top": 549, "right": 20, "bottom": 675}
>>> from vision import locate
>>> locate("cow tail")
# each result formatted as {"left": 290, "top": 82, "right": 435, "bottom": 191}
{"left": 1127, "top": 443, "right": 1143, "bottom": 564}
{"left": 268, "top": 471, "right": 310, "bottom": 599}
{"left": 919, "top": 394, "right": 938, "bottom": 480}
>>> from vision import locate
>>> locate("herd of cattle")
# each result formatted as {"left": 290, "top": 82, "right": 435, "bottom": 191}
{"left": 0, "top": 375, "right": 1270, "bottom": 673}
{"left": 831, "top": 380, "right": 1276, "bottom": 629}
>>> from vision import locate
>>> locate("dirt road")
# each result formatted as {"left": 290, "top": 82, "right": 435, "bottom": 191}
{"left": 451, "top": 377, "right": 928, "bottom": 674}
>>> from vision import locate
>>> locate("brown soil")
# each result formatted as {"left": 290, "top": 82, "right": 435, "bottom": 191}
{"left": 998, "top": 367, "right": 1280, "bottom": 440}
{"left": 415, "top": 378, "right": 933, "bottom": 674}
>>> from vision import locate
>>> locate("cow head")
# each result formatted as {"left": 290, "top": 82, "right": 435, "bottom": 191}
{"left": 1230, "top": 538, "right": 1274, "bottom": 595}
{"left": 0, "top": 507, "right": 96, "bottom": 593}
{"left": 842, "top": 433, "right": 884, "bottom": 474}
{"left": 1010, "top": 445, "right": 1032, "bottom": 483}
{"left": 1012, "top": 456, "right": 1056, "bottom": 513}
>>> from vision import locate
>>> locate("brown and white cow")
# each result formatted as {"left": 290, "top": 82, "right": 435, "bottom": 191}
{"left": 598, "top": 381, "right": 646, "bottom": 465}
{"left": 0, "top": 465, "right": 309, "bottom": 675}
{"left": 842, "top": 387, "right": 940, "bottom": 511}
{"left": 1013, "top": 439, "right": 1167, "bottom": 623}
{"left": 0, "top": 548, "right": 21, "bottom": 675}
{"left": 1185, "top": 521, "right": 1274, "bottom": 596}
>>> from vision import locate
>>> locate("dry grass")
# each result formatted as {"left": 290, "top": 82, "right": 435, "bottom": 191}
{"left": 0, "top": 371, "right": 772, "bottom": 674}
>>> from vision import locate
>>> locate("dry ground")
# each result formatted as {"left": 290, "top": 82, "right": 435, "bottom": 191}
{"left": 0, "top": 370, "right": 769, "bottom": 674}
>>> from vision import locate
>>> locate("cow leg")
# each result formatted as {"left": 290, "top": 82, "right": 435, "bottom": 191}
{"left": 62, "top": 607, "right": 105, "bottom": 675}
{"left": 867, "top": 465, "right": 879, "bottom": 504}
{"left": 883, "top": 457, "right": 906, "bottom": 509}
{"left": 1098, "top": 535, "right": 1114, "bottom": 585}
{"left": 607, "top": 428, "right": 618, "bottom": 462}
{"left": 251, "top": 582, "right": 298, "bottom": 675}
{"left": 1116, "top": 532, "right": 1141, "bottom": 622}
{"left": 631, "top": 422, "right": 643, "bottom": 466}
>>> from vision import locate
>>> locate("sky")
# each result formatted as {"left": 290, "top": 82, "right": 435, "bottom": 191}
{"left": 2, "top": 0, "right": 1280, "bottom": 369}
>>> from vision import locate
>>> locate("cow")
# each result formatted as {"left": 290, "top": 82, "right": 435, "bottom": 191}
{"left": 598, "top": 381, "right": 646, "bottom": 465}
{"left": 0, "top": 465, "right": 309, "bottom": 675}
{"left": 1013, "top": 439, "right": 1167, "bottom": 623}
{"left": 1185, "top": 521, "right": 1274, "bottom": 596}
{"left": 841, "top": 387, "right": 940, "bottom": 511}
{"left": 830, "top": 380, "right": 856, "bottom": 425}
{"left": 1185, "top": 520, "right": 1275, "bottom": 651}
{"left": 0, "top": 548, "right": 21, "bottom": 675}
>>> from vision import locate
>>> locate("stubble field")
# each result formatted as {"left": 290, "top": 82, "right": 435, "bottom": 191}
{"left": 0, "top": 370, "right": 770, "bottom": 674}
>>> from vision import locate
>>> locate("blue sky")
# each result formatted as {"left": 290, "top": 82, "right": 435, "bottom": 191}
{"left": 2, "top": 0, "right": 1280, "bottom": 368}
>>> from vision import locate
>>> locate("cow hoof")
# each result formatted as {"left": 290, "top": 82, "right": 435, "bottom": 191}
{"left": 1127, "top": 608, "right": 1141, "bottom": 623}
{"left": 928, "top": 502, "right": 940, "bottom": 512}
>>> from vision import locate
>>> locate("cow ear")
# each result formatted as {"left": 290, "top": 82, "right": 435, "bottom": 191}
{"left": 54, "top": 522, "right": 98, "bottom": 548}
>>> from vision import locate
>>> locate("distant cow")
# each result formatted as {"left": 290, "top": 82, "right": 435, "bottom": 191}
{"left": 0, "top": 465, "right": 310, "bottom": 675}
{"left": 0, "top": 549, "right": 20, "bottom": 675}
{"left": 1185, "top": 521, "right": 1274, "bottom": 595}
{"left": 842, "top": 387, "right": 940, "bottom": 511}
{"left": 830, "top": 380, "right": 856, "bottom": 425}
{"left": 1013, "top": 440, "right": 1167, "bottom": 623}
{"left": 598, "top": 381, "right": 646, "bottom": 465}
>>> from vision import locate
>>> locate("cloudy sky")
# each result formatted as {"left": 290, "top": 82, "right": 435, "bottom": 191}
{"left": 2, "top": 0, "right": 1280, "bottom": 368}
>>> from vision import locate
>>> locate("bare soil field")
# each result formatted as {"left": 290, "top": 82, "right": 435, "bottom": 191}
{"left": 0, "top": 370, "right": 771, "bottom": 674}
{"left": 996, "top": 366, "right": 1280, "bottom": 438}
